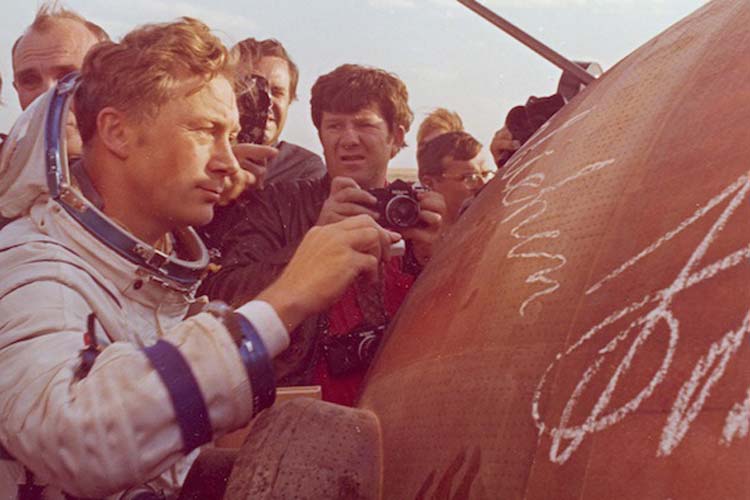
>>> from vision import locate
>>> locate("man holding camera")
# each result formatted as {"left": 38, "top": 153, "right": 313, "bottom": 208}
{"left": 200, "top": 64, "right": 445, "bottom": 406}
{"left": 0, "top": 19, "right": 400, "bottom": 499}
{"left": 231, "top": 37, "right": 325, "bottom": 188}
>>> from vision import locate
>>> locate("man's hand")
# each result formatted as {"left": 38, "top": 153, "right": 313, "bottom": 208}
{"left": 257, "top": 215, "right": 401, "bottom": 331}
{"left": 490, "top": 126, "right": 520, "bottom": 167}
{"left": 400, "top": 190, "right": 446, "bottom": 267}
{"left": 234, "top": 143, "right": 278, "bottom": 191}
{"left": 219, "top": 144, "right": 278, "bottom": 205}
{"left": 315, "top": 176, "right": 380, "bottom": 226}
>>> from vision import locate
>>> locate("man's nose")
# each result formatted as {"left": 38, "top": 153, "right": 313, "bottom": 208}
{"left": 270, "top": 96, "right": 281, "bottom": 112}
{"left": 209, "top": 138, "right": 240, "bottom": 176}
{"left": 339, "top": 125, "right": 360, "bottom": 147}
{"left": 266, "top": 99, "right": 276, "bottom": 119}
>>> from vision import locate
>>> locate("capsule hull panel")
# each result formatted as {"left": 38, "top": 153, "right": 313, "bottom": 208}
{"left": 360, "top": 1, "right": 750, "bottom": 497}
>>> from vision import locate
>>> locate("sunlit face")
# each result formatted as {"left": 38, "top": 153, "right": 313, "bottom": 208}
{"left": 118, "top": 76, "right": 241, "bottom": 238}
{"left": 13, "top": 18, "right": 99, "bottom": 110}
{"left": 240, "top": 55, "right": 292, "bottom": 146}
{"left": 318, "top": 104, "right": 403, "bottom": 189}
{"left": 425, "top": 152, "right": 490, "bottom": 224}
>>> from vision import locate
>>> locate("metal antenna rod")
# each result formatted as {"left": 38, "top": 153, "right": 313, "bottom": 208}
{"left": 457, "top": 0, "right": 595, "bottom": 86}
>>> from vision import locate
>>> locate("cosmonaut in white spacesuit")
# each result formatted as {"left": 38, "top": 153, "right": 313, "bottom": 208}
{"left": 0, "top": 17, "right": 399, "bottom": 500}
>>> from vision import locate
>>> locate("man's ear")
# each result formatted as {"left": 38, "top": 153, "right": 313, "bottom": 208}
{"left": 389, "top": 124, "right": 406, "bottom": 158}
{"left": 95, "top": 107, "right": 131, "bottom": 160}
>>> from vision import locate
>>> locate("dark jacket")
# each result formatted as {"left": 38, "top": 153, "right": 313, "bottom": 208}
{"left": 199, "top": 176, "right": 331, "bottom": 385}
{"left": 199, "top": 175, "right": 423, "bottom": 388}
{"left": 265, "top": 141, "right": 326, "bottom": 185}
{"left": 200, "top": 176, "right": 330, "bottom": 302}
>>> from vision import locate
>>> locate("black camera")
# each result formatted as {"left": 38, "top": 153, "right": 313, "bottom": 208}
{"left": 236, "top": 74, "right": 271, "bottom": 145}
{"left": 367, "top": 179, "right": 422, "bottom": 230}
{"left": 505, "top": 93, "right": 565, "bottom": 145}
{"left": 323, "top": 323, "right": 387, "bottom": 377}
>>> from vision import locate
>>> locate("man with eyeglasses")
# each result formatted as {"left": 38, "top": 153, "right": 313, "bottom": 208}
{"left": 417, "top": 130, "right": 493, "bottom": 227}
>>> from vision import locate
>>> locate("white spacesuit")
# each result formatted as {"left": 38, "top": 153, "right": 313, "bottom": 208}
{"left": 0, "top": 79, "right": 288, "bottom": 499}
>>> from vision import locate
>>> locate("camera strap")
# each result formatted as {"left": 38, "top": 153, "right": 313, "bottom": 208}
{"left": 353, "top": 271, "right": 387, "bottom": 327}
{"left": 319, "top": 268, "right": 389, "bottom": 378}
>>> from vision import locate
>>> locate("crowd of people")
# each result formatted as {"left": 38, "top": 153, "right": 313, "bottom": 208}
{"left": 0, "top": 3, "right": 543, "bottom": 498}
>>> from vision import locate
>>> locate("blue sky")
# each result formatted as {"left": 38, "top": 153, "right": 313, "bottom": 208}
{"left": 0, "top": 0, "right": 707, "bottom": 168}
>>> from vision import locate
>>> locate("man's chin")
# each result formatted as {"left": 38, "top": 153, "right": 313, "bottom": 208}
{"left": 184, "top": 208, "right": 216, "bottom": 230}
{"left": 330, "top": 164, "right": 359, "bottom": 179}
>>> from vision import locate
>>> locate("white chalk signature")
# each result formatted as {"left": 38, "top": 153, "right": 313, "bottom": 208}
{"left": 531, "top": 172, "right": 750, "bottom": 464}
{"left": 499, "top": 107, "right": 616, "bottom": 316}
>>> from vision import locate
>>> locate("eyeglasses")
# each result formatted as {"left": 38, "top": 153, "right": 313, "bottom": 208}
{"left": 440, "top": 170, "right": 495, "bottom": 188}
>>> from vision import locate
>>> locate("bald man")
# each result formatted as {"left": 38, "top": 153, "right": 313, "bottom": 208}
{"left": 12, "top": 3, "right": 108, "bottom": 110}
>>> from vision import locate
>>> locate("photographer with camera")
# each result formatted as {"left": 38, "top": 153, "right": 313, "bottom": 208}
{"left": 0, "top": 19, "right": 401, "bottom": 499}
{"left": 230, "top": 37, "right": 325, "bottom": 188}
{"left": 199, "top": 64, "right": 445, "bottom": 406}
{"left": 489, "top": 63, "right": 602, "bottom": 168}
{"left": 489, "top": 93, "right": 565, "bottom": 168}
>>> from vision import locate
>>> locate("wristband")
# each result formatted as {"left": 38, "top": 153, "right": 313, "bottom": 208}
{"left": 204, "top": 301, "right": 276, "bottom": 417}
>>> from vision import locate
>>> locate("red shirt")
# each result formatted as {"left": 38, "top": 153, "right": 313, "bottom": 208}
{"left": 313, "top": 256, "right": 416, "bottom": 406}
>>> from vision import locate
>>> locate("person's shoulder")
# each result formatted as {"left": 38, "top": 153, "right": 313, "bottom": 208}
{"left": 267, "top": 142, "right": 326, "bottom": 185}
{"left": 242, "top": 174, "right": 330, "bottom": 205}
{"left": 202, "top": 177, "right": 329, "bottom": 248}
{"left": 0, "top": 215, "right": 50, "bottom": 251}
{"left": 0, "top": 226, "right": 85, "bottom": 304}
{"left": 0, "top": 229, "right": 104, "bottom": 349}
{"left": 0, "top": 216, "right": 107, "bottom": 286}
{"left": 277, "top": 141, "right": 320, "bottom": 160}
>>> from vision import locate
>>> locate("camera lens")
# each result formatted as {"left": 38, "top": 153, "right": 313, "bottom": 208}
{"left": 385, "top": 195, "right": 420, "bottom": 228}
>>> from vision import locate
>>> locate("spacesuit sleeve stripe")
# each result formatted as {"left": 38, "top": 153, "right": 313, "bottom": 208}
{"left": 142, "top": 340, "right": 212, "bottom": 453}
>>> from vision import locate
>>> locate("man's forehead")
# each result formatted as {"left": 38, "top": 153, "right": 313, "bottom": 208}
{"left": 13, "top": 19, "right": 98, "bottom": 70}
{"left": 255, "top": 56, "right": 289, "bottom": 74}
{"left": 322, "top": 104, "right": 385, "bottom": 121}
{"left": 238, "top": 55, "right": 290, "bottom": 85}
{"left": 182, "top": 76, "right": 239, "bottom": 124}
{"left": 444, "top": 153, "right": 485, "bottom": 172}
